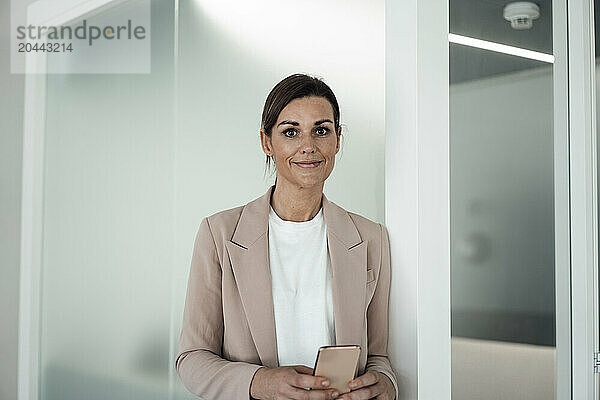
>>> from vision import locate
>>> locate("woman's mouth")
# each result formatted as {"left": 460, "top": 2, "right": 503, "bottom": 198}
{"left": 293, "top": 160, "right": 323, "bottom": 168}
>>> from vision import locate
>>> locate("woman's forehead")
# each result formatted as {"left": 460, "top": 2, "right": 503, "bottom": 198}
{"left": 277, "top": 97, "right": 335, "bottom": 122}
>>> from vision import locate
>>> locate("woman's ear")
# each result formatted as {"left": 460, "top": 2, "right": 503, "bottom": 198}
{"left": 259, "top": 128, "right": 273, "bottom": 156}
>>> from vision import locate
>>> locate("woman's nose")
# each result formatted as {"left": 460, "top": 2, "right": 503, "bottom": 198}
{"left": 300, "top": 134, "right": 316, "bottom": 153}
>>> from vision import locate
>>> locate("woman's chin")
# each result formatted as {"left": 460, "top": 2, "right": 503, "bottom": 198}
{"left": 291, "top": 177, "right": 324, "bottom": 189}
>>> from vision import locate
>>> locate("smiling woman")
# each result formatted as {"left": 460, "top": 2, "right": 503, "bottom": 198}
{"left": 175, "top": 74, "right": 398, "bottom": 400}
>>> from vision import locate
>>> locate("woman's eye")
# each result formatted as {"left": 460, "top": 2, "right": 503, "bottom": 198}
{"left": 315, "top": 127, "right": 329, "bottom": 136}
{"left": 283, "top": 129, "right": 297, "bottom": 137}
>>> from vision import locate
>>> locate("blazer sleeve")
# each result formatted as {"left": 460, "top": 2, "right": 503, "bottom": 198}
{"left": 174, "top": 217, "right": 264, "bottom": 400}
{"left": 365, "top": 223, "right": 399, "bottom": 400}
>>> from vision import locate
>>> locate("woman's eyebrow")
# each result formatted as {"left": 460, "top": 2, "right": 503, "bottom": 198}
{"left": 277, "top": 120, "right": 299, "bottom": 127}
{"left": 277, "top": 119, "right": 333, "bottom": 127}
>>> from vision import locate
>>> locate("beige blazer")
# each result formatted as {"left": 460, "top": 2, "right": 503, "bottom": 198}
{"left": 175, "top": 185, "right": 398, "bottom": 399}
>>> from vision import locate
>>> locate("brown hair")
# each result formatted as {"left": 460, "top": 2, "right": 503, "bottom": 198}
{"left": 261, "top": 73, "right": 343, "bottom": 181}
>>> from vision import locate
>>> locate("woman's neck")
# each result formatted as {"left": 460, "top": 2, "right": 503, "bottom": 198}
{"left": 270, "top": 180, "right": 324, "bottom": 222}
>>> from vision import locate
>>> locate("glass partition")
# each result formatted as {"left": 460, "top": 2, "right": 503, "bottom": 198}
{"left": 449, "top": 1, "right": 556, "bottom": 398}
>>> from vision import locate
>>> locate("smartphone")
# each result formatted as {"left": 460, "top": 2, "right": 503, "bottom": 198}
{"left": 312, "top": 345, "right": 361, "bottom": 394}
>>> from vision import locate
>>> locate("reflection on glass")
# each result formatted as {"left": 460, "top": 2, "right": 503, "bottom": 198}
{"left": 450, "top": 0, "right": 556, "bottom": 398}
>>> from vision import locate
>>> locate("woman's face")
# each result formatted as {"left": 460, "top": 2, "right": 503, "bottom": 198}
{"left": 261, "top": 96, "right": 341, "bottom": 190}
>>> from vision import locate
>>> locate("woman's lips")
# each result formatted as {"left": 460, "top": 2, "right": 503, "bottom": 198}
{"left": 293, "top": 160, "right": 323, "bottom": 168}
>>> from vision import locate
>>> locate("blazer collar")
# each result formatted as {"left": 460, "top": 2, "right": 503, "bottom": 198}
{"left": 225, "top": 184, "right": 367, "bottom": 368}
{"left": 231, "top": 184, "right": 363, "bottom": 250}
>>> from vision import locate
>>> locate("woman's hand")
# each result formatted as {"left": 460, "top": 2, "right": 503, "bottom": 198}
{"left": 336, "top": 370, "right": 395, "bottom": 400}
{"left": 250, "top": 365, "right": 341, "bottom": 400}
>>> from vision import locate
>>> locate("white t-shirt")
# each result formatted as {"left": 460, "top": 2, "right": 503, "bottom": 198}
{"left": 268, "top": 204, "right": 336, "bottom": 368}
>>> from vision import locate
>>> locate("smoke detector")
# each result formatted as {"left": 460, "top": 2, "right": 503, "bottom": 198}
{"left": 503, "top": 1, "right": 540, "bottom": 30}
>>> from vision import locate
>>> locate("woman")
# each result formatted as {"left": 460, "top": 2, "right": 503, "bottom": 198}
{"left": 175, "top": 74, "right": 398, "bottom": 400}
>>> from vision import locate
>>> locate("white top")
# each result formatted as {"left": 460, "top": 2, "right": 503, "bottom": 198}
{"left": 268, "top": 204, "right": 336, "bottom": 368}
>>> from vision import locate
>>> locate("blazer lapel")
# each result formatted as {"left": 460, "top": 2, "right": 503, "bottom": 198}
{"left": 226, "top": 185, "right": 367, "bottom": 368}
{"left": 322, "top": 193, "right": 367, "bottom": 348}
{"left": 226, "top": 186, "right": 279, "bottom": 368}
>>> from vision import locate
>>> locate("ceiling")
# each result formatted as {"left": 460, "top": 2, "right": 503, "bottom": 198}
{"left": 449, "top": 0, "right": 598, "bottom": 84}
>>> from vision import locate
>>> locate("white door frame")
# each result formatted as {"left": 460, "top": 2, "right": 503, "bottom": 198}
{"left": 554, "top": 0, "right": 573, "bottom": 398}
{"left": 567, "top": 0, "right": 599, "bottom": 398}
{"left": 385, "top": 0, "right": 451, "bottom": 399}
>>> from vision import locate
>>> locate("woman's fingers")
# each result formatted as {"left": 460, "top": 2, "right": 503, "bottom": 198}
{"left": 347, "top": 370, "right": 379, "bottom": 390}
{"left": 336, "top": 371, "right": 391, "bottom": 399}
{"left": 256, "top": 366, "right": 341, "bottom": 400}
{"left": 285, "top": 366, "right": 339, "bottom": 399}
{"left": 336, "top": 383, "right": 383, "bottom": 399}
{"left": 292, "top": 364, "right": 314, "bottom": 375}
{"left": 285, "top": 385, "right": 339, "bottom": 400}
{"left": 290, "top": 370, "right": 330, "bottom": 390}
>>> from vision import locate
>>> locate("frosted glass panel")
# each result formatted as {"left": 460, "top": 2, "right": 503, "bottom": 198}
{"left": 39, "top": 0, "right": 175, "bottom": 399}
